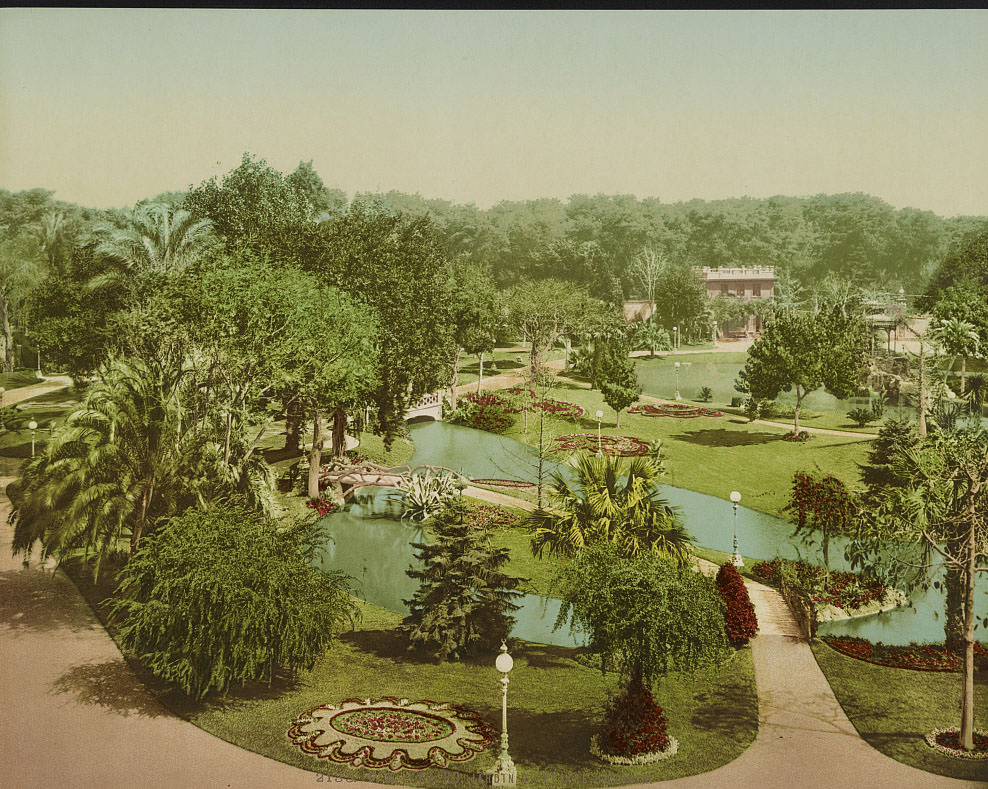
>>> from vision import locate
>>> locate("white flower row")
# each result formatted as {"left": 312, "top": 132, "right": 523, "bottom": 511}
{"left": 589, "top": 733, "right": 679, "bottom": 765}
{"left": 924, "top": 727, "right": 988, "bottom": 760}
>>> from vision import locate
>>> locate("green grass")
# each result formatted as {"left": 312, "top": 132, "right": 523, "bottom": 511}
{"left": 500, "top": 380, "right": 872, "bottom": 518}
{"left": 811, "top": 641, "right": 988, "bottom": 781}
{"left": 183, "top": 598, "right": 758, "bottom": 787}
{"left": 457, "top": 349, "right": 568, "bottom": 387}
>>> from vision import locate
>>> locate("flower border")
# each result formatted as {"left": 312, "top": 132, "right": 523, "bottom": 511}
{"left": 288, "top": 696, "right": 495, "bottom": 771}
{"left": 924, "top": 727, "right": 988, "bottom": 760}
{"left": 629, "top": 403, "right": 723, "bottom": 419}
{"left": 589, "top": 732, "right": 679, "bottom": 765}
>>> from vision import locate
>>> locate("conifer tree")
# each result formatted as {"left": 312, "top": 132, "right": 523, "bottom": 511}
{"left": 403, "top": 498, "right": 523, "bottom": 661}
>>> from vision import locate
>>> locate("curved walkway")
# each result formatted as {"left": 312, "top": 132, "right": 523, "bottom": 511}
{"left": 1, "top": 485, "right": 977, "bottom": 787}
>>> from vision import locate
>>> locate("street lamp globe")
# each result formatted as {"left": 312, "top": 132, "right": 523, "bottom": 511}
{"left": 28, "top": 420, "right": 38, "bottom": 431}
{"left": 496, "top": 648, "right": 514, "bottom": 675}
{"left": 730, "top": 491, "right": 741, "bottom": 504}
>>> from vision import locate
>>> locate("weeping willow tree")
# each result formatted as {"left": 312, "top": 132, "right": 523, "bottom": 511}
{"left": 8, "top": 352, "right": 273, "bottom": 578}
{"left": 106, "top": 505, "right": 357, "bottom": 699}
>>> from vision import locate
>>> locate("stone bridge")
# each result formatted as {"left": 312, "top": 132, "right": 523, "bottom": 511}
{"left": 405, "top": 390, "right": 443, "bottom": 422}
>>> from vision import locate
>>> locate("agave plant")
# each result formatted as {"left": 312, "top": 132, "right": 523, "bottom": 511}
{"left": 393, "top": 470, "right": 460, "bottom": 522}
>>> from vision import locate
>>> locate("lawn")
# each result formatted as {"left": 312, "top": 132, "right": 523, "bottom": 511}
{"left": 811, "top": 641, "right": 988, "bottom": 781}
{"left": 184, "top": 599, "right": 758, "bottom": 788}
{"left": 499, "top": 380, "right": 873, "bottom": 518}
{"left": 0, "top": 369, "right": 43, "bottom": 392}
{"left": 457, "top": 347, "right": 569, "bottom": 387}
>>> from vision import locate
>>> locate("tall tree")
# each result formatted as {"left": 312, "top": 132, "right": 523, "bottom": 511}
{"left": 929, "top": 317, "right": 982, "bottom": 395}
{"left": 507, "top": 278, "right": 589, "bottom": 378}
{"left": 448, "top": 260, "right": 499, "bottom": 407}
{"left": 737, "top": 310, "right": 869, "bottom": 433}
{"left": 303, "top": 201, "right": 455, "bottom": 444}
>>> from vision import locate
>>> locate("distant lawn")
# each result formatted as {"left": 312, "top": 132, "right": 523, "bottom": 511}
{"left": 457, "top": 349, "right": 568, "bottom": 387}
{"left": 500, "top": 380, "right": 872, "bottom": 518}
{"left": 185, "top": 599, "right": 758, "bottom": 787}
{"left": 0, "top": 369, "right": 43, "bottom": 391}
{"left": 811, "top": 641, "right": 988, "bottom": 782}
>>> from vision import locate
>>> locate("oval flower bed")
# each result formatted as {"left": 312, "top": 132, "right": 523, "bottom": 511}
{"left": 464, "top": 503, "right": 522, "bottom": 530}
{"left": 924, "top": 727, "right": 988, "bottom": 759}
{"left": 822, "top": 636, "right": 988, "bottom": 673}
{"left": 554, "top": 433, "right": 651, "bottom": 457}
{"left": 629, "top": 402, "right": 724, "bottom": 418}
{"left": 469, "top": 477, "right": 535, "bottom": 489}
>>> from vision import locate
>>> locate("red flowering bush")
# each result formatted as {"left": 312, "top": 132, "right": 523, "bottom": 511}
{"left": 451, "top": 393, "right": 513, "bottom": 433}
{"left": 716, "top": 563, "right": 758, "bottom": 647}
{"left": 823, "top": 636, "right": 988, "bottom": 673}
{"left": 750, "top": 558, "right": 888, "bottom": 611}
{"left": 597, "top": 678, "right": 672, "bottom": 758}
{"left": 505, "top": 388, "right": 585, "bottom": 419}
{"left": 305, "top": 497, "right": 339, "bottom": 517}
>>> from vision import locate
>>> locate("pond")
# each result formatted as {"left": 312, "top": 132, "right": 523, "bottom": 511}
{"left": 316, "top": 420, "right": 986, "bottom": 646}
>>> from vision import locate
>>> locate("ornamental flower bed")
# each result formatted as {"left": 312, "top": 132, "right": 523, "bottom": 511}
{"left": 554, "top": 433, "right": 651, "bottom": 457}
{"left": 504, "top": 388, "right": 585, "bottom": 419}
{"left": 783, "top": 429, "right": 813, "bottom": 442}
{"left": 822, "top": 636, "right": 988, "bottom": 673}
{"left": 628, "top": 402, "right": 724, "bottom": 418}
{"left": 469, "top": 478, "right": 536, "bottom": 489}
{"left": 464, "top": 504, "right": 521, "bottom": 530}
{"left": 750, "top": 558, "right": 889, "bottom": 612}
{"left": 924, "top": 727, "right": 988, "bottom": 759}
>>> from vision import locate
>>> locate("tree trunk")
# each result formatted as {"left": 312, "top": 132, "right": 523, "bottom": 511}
{"left": 307, "top": 411, "right": 323, "bottom": 500}
{"left": 616, "top": 409, "right": 621, "bottom": 429}
{"left": 331, "top": 407, "right": 346, "bottom": 457}
{"left": 960, "top": 355, "right": 967, "bottom": 395}
{"left": 284, "top": 396, "right": 302, "bottom": 452}
{"left": 477, "top": 352, "right": 484, "bottom": 392}
{"left": 959, "top": 489, "right": 979, "bottom": 750}
{"left": 944, "top": 559, "right": 965, "bottom": 653}
{"left": 917, "top": 342, "right": 928, "bottom": 437}
{"left": 450, "top": 347, "right": 461, "bottom": 410}
{"left": 0, "top": 291, "right": 13, "bottom": 374}
{"left": 130, "top": 479, "right": 155, "bottom": 556}
{"left": 564, "top": 336, "right": 571, "bottom": 370}
{"left": 793, "top": 387, "right": 803, "bottom": 434}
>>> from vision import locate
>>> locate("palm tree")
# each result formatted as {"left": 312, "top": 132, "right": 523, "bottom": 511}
{"left": 965, "top": 374, "right": 987, "bottom": 418}
{"left": 9, "top": 353, "right": 272, "bottom": 578}
{"left": 929, "top": 318, "right": 981, "bottom": 395}
{"left": 522, "top": 452, "right": 694, "bottom": 564}
{"left": 89, "top": 203, "right": 213, "bottom": 301}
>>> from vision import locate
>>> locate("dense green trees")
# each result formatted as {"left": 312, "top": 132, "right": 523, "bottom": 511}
{"left": 107, "top": 505, "right": 357, "bottom": 699}
{"left": 738, "top": 310, "right": 870, "bottom": 433}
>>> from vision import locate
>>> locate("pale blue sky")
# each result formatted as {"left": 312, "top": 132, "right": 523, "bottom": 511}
{"left": 2, "top": 9, "right": 986, "bottom": 216}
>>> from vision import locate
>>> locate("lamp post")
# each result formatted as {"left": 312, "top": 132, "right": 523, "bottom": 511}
{"left": 674, "top": 362, "right": 681, "bottom": 401}
{"left": 488, "top": 642, "right": 517, "bottom": 786}
{"left": 712, "top": 320, "right": 718, "bottom": 344}
{"left": 672, "top": 325, "right": 679, "bottom": 350}
{"left": 730, "top": 491, "right": 743, "bottom": 568}
{"left": 595, "top": 409, "right": 604, "bottom": 454}
{"left": 28, "top": 420, "right": 38, "bottom": 457}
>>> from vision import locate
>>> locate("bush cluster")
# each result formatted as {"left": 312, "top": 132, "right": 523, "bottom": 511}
{"left": 450, "top": 392, "right": 512, "bottom": 433}
{"left": 750, "top": 558, "right": 888, "bottom": 611}
{"left": 716, "top": 563, "right": 758, "bottom": 647}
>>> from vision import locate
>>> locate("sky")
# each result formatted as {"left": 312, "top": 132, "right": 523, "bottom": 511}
{"left": 1, "top": 9, "right": 987, "bottom": 217}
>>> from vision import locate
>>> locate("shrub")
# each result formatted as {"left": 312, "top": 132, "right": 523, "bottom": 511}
{"left": 596, "top": 677, "right": 672, "bottom": 758}
{"left": 450, "top": 392, "right": 512, "bottom": 433}
{"left": 783, "top": 429, "right": 812, "bottom": 442}
{"left": 696, "top": 386, "right": 713, "bottom": 402}
{"left": 404, "top": 498, "right": 523, "bottom": 661}
{"left": 847, "top": 407, "right": 877, "bottom": 427}
{"left": 716, "top": 563, "right": 758, "bottom": 647}
{"left": 393, "top": 469, "right": 460, "bottom": 522}
{"left": 106, "top": 505, "right": 357, "bottom": 699}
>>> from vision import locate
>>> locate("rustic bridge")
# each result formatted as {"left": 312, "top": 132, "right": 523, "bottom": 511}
{"left": 319, "top": 460, "right": 468, "bottom": 501}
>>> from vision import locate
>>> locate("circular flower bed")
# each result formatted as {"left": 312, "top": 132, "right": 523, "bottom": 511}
{"left": 924, "top": 727, "right": 988, "bottom": 759}
{"left": 554, "top": 433, "right": 651, "bottom": 457}
{"left": 589, "top": 732, "right": 679, "bottom": 765}
{"left": 288, "top": 696, "right": 495, "bottom": 771}
{"left": 783, "top": 429, "right": 813, "bottom": 442}
{"left": 629, "top": 402, "right": 723, "bottom": 418}
{"left": 822, "top": 636, "right": 988, "bottom": 673}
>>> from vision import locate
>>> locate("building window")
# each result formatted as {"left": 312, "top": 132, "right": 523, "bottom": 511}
{"left": 753, "top": 284, "right": 761, "bottom": 298}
